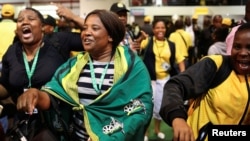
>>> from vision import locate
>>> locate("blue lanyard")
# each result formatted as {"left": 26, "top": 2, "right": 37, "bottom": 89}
{"left": 89, "top": 57, "right": 110, "bottom": 94}
{"left": 22, "top": 48, "right": 40, "bottom": 88}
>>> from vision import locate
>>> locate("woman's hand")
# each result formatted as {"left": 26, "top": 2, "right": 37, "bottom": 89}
{"left": 136, "top": 30, "right": 148, "bottom": 43}
{"left": 172, "top": 118, "right": 195, "bottom": 141}
{"left": 52, "top": 3, "right": 76, "bottom": 21}
{"left": 17, "top": 88, "right": 39, "bottom": 115}
{"left": 17, "top": 88, "right": 50, "bottom": 114}
{"left": 130, "top": 31, "right": 148, "bottom": 52}
{"left": 52, "top": 2, "right": 85, "bottom": 29}
{"left": 130, "top": 39, "right": 141, "bottom": 52}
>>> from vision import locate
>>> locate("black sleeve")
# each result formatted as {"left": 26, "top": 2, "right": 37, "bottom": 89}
{"left": 160, "top": 57, "right": 218, "bottom": 126}
{"left": 53, "top": 32, "right": 83, "bottom": 51}
{"left": 0, "top": 43, "right": 28, "bottom": 101}
{"left": 47, "top": 32, "right": 84, "bottom": 60}
{"left": 0, "top": 45, "right": 13, "bottom": 94}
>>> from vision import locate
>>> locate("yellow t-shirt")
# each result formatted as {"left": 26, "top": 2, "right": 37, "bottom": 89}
{"left": 0, "top": 19, "right": 16, "bottom": 61}
{"left": 141, "top": 36, "right": 184, "bottom": 79}
{"left": 169, "top": 29, "right": 192, "bottom": 58}
{"left": 187, "top": 55, "right": 250, "bottom": 141}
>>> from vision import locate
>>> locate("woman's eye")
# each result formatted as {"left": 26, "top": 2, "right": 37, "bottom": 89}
{"left": 247, "top": 46, "right": 250, "bottom": 51}
{"left": 92, "top": 26, "right": 99, "bottom": 31}
{"left": 82, "top": 27, "right": 87, "bottom": 31}
{"left": 233, "top": 45, "right": 240, "bottom": 50}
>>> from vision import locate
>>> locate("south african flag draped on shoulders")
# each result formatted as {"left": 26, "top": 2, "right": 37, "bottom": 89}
{"left": 41, "top": 46, "right": 153, "bottom": 141}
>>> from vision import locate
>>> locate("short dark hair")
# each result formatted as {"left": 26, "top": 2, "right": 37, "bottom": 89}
{"left": 84, "top": 9, "right": 125, "bottom": 50}
{"left": 213, "top": 14, "right": 222, "bottom": 22}
{"left": 174, "top": 19, "right": 184, "bottom": 29}
{"left": 236, "top": 22, "right": 250, "bottom": 34}
{"left": 152, "top": 19, "right": 167, "bottom": 28}
{"left": 23, "top": 7, "right": 44, "bottom": 24}
{"left": 213, "top": 27, "right": 229, "bottom": 41}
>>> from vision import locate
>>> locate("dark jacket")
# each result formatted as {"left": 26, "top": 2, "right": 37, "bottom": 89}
{"left": 160, "top": 55, "right": 233, "bottom": 126}
{"left": 1, "top": 32, "right": 83, "bottom": 102}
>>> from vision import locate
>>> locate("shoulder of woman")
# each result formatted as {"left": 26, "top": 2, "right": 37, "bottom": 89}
{"left": 203, "top": 55, "right": 224, "bottom": 71}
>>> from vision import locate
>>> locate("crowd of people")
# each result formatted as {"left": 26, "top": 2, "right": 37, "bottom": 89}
{"left": 0, "top": 1, "right": 250, "bottom": 141}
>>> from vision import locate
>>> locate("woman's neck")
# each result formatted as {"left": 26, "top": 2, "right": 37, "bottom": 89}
{"left": 23, "top": 41, "right": 43, "bottom": 61}
{"left": 155, "top": 36, "right": 165, "bottom": 41}
{"left": 90, "top": 51, "right": 113, "bottom": 62}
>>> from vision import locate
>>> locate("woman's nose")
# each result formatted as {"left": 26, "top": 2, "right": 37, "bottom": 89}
{"left": 83, "top": 28, "right": 91, "bottom": 35}
{"left": 239, "top": 48, "right": 250, "bottom": 56}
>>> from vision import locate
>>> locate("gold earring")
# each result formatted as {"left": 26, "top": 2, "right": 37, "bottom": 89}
{"left": 109, "top": 36, "right": 113, "bottom": 42}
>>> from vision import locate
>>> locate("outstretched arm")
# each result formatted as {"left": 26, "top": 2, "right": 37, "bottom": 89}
{"left": 130, "top": 30, "right": 148, "bottom": 53}
{"left": 53, "top": 3, "right": 85, "bottom": 30}
{"left": 17, "top": 88, "right": 51, "bottom": 114}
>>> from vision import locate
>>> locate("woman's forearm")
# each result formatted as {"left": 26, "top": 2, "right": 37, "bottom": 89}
{"left": 36, "top": 90, "right": 51, "bottom": 110}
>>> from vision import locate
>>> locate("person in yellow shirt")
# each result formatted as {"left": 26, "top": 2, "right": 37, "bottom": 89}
{"left": 0, "top": 4, "right": 16, "bottom": 68}
{"left": 140, "top": 18, "right": 185, "bottom": 141}
{"left": 160, "top": 23, "right": 250, "bottom": 141}
{"left": 169, "top": 19, "right": 192, "bottom": 68}
{"left": 0, "top": 4, "right": 16, "bottom": 134}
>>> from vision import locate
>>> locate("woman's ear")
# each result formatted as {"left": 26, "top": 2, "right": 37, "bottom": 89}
{"left": 41, "top": 24, "right": 45, "bottom": 32}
